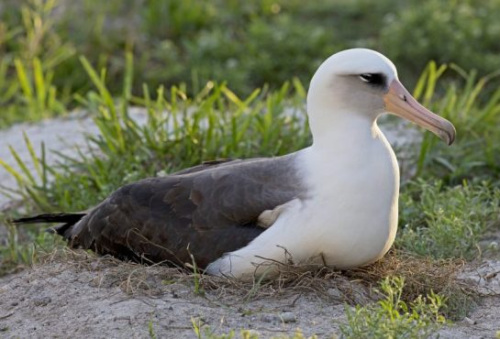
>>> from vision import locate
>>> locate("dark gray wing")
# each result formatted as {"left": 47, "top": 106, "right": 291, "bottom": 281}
{"left": 64, "top": 154, "right": 304, "bottom": 268}
{"left": 170, "top": 159, "right": 241, "bottom": 176}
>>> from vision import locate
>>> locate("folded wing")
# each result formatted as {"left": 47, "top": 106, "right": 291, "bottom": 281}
{"left": 61, "top": 154, "right": 303, "bottom": 268}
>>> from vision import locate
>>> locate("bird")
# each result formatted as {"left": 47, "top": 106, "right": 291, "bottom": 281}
{"left": 13, "top": 48, "right": 455, "bottom": 280}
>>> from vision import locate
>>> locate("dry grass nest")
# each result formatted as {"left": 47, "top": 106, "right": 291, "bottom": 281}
{"left": 28, "top": 246, "right": 474, "bottom": 316}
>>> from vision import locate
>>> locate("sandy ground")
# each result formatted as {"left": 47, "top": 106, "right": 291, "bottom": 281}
{"left": 0, "top": 255, "right": 350, "bottom": 338}
{"left": 0, "top": 254, "right": 498, "bottom": 338}
{"left": 0, "top": 111, "right": 499, "bottom": 338}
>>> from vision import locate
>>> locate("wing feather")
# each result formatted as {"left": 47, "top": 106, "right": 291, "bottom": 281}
{"left": 66, "top": 154, "right": 303, "bottom": 268}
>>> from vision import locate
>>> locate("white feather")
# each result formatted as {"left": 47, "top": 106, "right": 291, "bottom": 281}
{"left": 206, "top": 49, "right": 401, "bottom": 279}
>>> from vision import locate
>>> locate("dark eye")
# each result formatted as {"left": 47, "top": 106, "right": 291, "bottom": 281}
{"left": 359, "top": 73, "right": 386, "bottom": 87}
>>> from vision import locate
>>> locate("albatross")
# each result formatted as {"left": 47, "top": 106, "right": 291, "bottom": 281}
{"left": 14, "top": 49, "right": 456, "bottom": 279}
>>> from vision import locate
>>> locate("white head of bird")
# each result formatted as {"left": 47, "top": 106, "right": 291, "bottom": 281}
{"left": 306, "top": 48, "right": 456, "bottom": 147}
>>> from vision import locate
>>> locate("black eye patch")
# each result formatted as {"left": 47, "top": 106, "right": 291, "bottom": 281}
{"left": 359, "top": 73, "right": 386, "bottom": 88}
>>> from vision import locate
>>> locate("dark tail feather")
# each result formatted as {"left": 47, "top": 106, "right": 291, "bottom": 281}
{"left": 12, "top": 213, "right": 86, "bottom": 224}
{"left": 12, "top": 213, "right": 86, "bottom": 237}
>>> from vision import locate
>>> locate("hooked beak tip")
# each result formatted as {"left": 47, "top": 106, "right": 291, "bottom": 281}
{"left": 446, "top": 129, "right": 456, "bottom": 146}
{"left": 439, "top": 120, "right": 456, "bottom": 146}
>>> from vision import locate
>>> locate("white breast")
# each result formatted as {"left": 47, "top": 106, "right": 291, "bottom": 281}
{"left": 295, "top": 124, "right": 399, "bottom": 267}
{"left": 205, "top": 123, "right": 400, "bottom": 279}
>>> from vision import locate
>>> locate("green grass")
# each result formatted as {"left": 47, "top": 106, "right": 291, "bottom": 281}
{"left": 413, "top": 62, "right": 500, "bottom": 183}
{"left": 398, "top": 179, "right": 500, "bottom": 260}
{"left": 2, "top": 55, "right": 308, "bottom": 212}
{"left": 0, "top": 0, "right": 75, "bottom": 127}
{"left": 339, "top": 276, "right": 446, "bottom": 339}
{"left": 192, "top": 319, "right": 316, "bottom": 339}
{"left": 0, "top": 220, "right": 64, "bottom": 275}
{"left": 148, "top": 317, "right": 157, "bottom": 339}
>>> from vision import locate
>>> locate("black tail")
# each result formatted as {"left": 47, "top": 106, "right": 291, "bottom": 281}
{"left": 12, "top": 213, "right": 86, "bottom": 237}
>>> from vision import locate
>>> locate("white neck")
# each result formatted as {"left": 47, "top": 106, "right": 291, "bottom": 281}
{"left": 299, "top": 107, "right": 399, "bottom": 199}
{"left": 308, "top": 107, "right": 380, "bottom": 151}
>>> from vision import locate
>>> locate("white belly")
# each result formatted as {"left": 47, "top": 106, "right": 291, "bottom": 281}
{"left": 296, "top": 165, "right": 398, "bottom": 268}
{"left": 206, "top": 128, "right": 400, "bottom": 278}
{"left": 296, "top": 133, "right": 400, "bottom": 267}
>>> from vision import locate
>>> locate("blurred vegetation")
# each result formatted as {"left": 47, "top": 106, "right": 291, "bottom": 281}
{"left": 1, "top": 0, "right": 500, "bottom": 127}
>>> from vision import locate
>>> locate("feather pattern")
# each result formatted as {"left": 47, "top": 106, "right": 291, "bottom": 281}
{"left": 14, "top": 154, "right": 304, "bottom": 268}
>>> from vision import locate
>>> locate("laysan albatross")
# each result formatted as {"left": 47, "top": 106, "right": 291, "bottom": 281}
{"left": 14, "top": 49, "right": 455, "bottom": 279}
